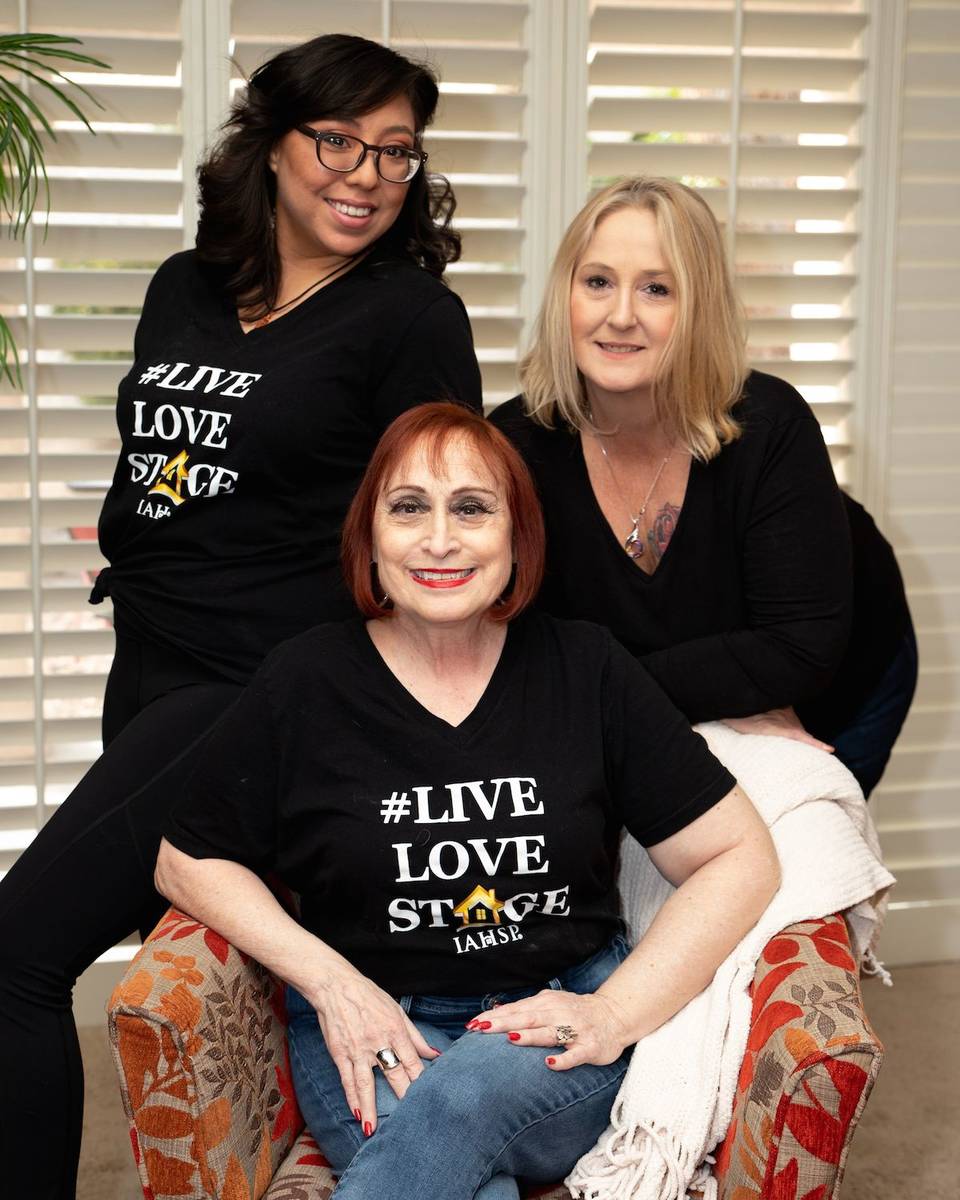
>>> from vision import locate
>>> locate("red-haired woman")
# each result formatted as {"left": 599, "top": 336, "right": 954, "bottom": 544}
{"left": 156, "top": 403, "right": 779, "bottom": 1200}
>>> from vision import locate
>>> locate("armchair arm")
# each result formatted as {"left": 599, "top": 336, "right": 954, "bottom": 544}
{"left": 107, "top": 908, "right": 303, "bottom": 1200}
{"left": 713, "top": 913, "right": 883, "bottom": 1200}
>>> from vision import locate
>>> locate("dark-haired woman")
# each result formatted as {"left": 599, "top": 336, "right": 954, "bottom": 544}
{"left": 0, "top": 34, "right": 481, "bottom": 1199}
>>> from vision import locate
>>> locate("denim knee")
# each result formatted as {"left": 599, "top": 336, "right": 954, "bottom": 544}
{"left": 287, "top": 936, "right": 632, "bottom": 1196}
{"left": 286, "top": 987, "right": 454, "bottom": 1173}
{"left": 330, "top": 1035, "right": 628, "bottom": 1200}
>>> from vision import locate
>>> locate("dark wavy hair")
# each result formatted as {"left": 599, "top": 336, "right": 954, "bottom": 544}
{"left": 195, "top": 34, "right": 460, "bottom": 316}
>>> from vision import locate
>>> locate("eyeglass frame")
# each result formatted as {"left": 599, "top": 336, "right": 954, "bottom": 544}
{"left": 293, "top": 124, "right": 427, "bottom": 183}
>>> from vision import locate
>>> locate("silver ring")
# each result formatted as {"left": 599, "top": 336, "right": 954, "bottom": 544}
{"left": 375, "top": 1045, "right": 402, "bottom": 1070}
{"left": 555, "top": 1025, "right": 577, "bottom": 1046}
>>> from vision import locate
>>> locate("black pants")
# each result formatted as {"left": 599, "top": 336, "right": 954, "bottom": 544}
{"left": 0, "top": 630, "right": 241, "bottom": 1200}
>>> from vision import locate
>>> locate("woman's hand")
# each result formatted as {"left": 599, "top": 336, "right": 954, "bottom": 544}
{"left": 307, "top": 967, "right": 440, "bottom": 1134}
{"left": 466, "top": 989, "right": 631, "bottom": 1070}
{"left": 720, "top": 706, "right": 834, "bottom": 753}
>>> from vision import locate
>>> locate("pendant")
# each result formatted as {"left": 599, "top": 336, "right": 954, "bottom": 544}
{"left": 624, "top": 519, "right": 644, "bottom": 559}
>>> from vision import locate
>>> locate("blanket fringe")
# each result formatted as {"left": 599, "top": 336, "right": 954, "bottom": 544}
{"left": 861, "top": 945, "right": 893, "bottom": 987}
{"left": 687, "top": 1155, "right": 718, "bottom": 1200}
{"left": 566, "top": 1120, "right": 703, "bottom": 1200}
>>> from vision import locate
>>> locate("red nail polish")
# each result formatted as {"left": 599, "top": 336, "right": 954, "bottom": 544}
{"left": 353, "top": 1108, "right": 361, "bottom": 1121}
{"left": 546, "top": 1056, "right": 556, "bottom": 1066}
{"left": 430, "top": 1046, "right": 443, "bottom": 1055}
{"left": 363, "top": 1121, "right": 373, "bottom": 1138}
{"left": 479, "top": 1020, "right": 492, "bottom": 1030}
{"left": 465, "top": 1020, "right": 479, "bottom": 1030}
{"left": 508, "top": 1032, "right": 521, "bottom": 1042}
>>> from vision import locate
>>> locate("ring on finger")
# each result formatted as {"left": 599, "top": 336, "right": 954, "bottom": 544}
{"left": 375, "top": 1045, "right": 402, "bottom": 1070}
{"left": 555, "top": 1024, "right": 577, "bottom": 1046}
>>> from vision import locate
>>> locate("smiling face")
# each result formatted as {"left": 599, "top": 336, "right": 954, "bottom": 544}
{"left": 268, "top": 93, "right": 417, "bottom": 265}
{"left": 371, "top": 436, "right": 514, "bottom": 632}
{"left": 570, "top": 206, "right": 678, "bottom": 411}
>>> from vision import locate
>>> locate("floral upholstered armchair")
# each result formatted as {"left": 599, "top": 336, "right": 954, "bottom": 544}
{"left": 107, "top": 908, "right": 881, "bottom": 1200}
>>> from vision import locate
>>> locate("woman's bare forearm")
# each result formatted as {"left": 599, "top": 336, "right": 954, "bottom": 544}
{"left": 154, "top": 839, "right": 358, "bottom": 1003}
{"left": 597, "top": 826, "right": 780, "bottom": 1045}
{"left": 460, "top": 801, "right": 780, "bottom": 1071}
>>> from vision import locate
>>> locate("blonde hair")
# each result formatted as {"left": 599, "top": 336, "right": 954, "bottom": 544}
{"left": 518, "top": 177, "right": 747, "bottom": 462}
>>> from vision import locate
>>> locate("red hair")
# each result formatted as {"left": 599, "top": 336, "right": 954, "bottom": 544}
{"left": 342, "top": 403, "right": 545, "bottom": 621}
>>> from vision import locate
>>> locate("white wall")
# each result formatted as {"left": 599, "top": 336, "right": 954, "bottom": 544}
{"left": 868, "top": 0, "right": 960, "bottom": 965}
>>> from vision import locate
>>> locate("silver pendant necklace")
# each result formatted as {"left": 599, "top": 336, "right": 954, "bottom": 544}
{"left": 594, "top": 438, "right": 672, "bottom": 559}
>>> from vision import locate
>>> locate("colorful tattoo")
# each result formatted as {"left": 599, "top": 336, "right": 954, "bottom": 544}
{"left": 647, "top": 502, "right": 681, "bottom": 564}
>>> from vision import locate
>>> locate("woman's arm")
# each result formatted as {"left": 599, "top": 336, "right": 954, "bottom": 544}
{"left": 156, "top": 661, "right": 437, "bottom": 1134}
{"left": 721, "top": 705, "right": 834, "bottom": 752}
{"left": 155, "top": 841, "right": 438, "bottom": 1128}
{"left": 595, "top": 784, "right": 779, "bottom": 1047}
{"left": 492, "top": 384, "right": 853, "bottom": 723}
{"left": 471, "top": 784, "right": 780, "bottom": 1068}
{"left": 372, "top": 289, "right": 483, "bottom": 422}
{"left": 638, "top": 406, "right": 852, "bottom": 721}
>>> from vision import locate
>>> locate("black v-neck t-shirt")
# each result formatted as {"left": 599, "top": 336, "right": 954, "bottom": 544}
{"left": 490, "top": 372, "right": 853, "bottom": 723}
{"left": 166, "top": 613, "right": 734, "bottom": 996}
{"left": 94, "top": 250, "right": 482, "bottom": 681}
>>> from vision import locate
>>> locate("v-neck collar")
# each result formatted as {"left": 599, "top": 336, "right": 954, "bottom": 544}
{"left": 573, "top": 431, "right": 696, "bottom": 586}
{"left": 350, "top": 616, "right": 524, "bottom": 745}
{"left": 221, "top": 255, "right": 369, "bottom": 347}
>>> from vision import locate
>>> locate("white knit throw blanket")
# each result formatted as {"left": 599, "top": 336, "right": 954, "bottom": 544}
{"left": 566, "top": 723, "right": 896, "bottom": 1200}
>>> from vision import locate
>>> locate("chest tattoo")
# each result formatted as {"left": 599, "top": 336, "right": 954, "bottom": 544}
{"left": 646, "top": 502, "right": 681, "bottom": 565}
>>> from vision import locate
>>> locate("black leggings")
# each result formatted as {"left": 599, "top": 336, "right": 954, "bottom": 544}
{"left": 0, "top": 632, "right": 241, "bottom": 1200}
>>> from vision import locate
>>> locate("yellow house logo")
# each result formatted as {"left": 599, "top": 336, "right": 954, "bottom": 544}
{"left": 453, "top": 885, "right": 505, "bottom": 929}
{"left": 149, "top": 449, "right": 190, "bottom": 505}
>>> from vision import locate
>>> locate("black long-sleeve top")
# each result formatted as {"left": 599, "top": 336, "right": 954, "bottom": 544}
{"left": 94, "top": 249, "right": 482, "bottom": 681}
{"left": 490, "top": 371, "right": 853, "bottom": 723}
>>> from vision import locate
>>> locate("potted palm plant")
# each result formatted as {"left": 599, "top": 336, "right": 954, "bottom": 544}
{"left": 1, "top": 32, "right": 108, "bottom": 384}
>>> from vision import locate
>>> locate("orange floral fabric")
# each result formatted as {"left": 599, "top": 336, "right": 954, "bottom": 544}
{"left": 109, "top": 909, "right": 306, "bottom": 1200}
{"left": 109, "top": 911, "right": 880, "bottom": 1200}
{"left": 713, "top": 914, "right": 883, "bottom": 1200}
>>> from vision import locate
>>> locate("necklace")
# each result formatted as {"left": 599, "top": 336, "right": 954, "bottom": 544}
{"left": 594, "top": 437, "right": 672, "bottom": 559}
{"left": 250, "top": 255, "right": 357, "bottom": 328}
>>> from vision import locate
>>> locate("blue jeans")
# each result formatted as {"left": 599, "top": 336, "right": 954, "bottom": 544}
{"left": 832, "top": 627, "right": 918, "bottom": 799}
{"left": 286, "top": 934, "right": 633, "bottom": 1200}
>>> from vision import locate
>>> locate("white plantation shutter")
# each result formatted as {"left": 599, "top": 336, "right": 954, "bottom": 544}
{"left": 0, "top": 0, "right": 184, "bottom": 888}
{"left": 588, "top": 0, "right": 868, "bottom": 482}
{"left": 229, "top": 0, "right": 531, "bottom": 407}
{"left": 393, "top": 0, "right": 529, "bottom": 406}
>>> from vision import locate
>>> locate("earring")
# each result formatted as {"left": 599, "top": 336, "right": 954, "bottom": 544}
{"left": 371, "top": 560, "right": 389, "bottom": 608}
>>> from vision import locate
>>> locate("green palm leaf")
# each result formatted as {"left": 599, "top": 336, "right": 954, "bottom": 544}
{"left": 0, "top": 33, "right": 109, "bottom": 386}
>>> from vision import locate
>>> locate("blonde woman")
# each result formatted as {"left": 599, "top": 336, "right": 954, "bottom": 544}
{"left": 491, "top": 177, "right": 915, "bottom": 795}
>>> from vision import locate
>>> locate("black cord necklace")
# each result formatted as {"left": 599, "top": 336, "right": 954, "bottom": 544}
{"left": 251, "top": 254, "right": 358, "bottom": 328}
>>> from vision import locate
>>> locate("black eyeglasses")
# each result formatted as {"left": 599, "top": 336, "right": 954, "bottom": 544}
{"left": 294, "top": 125, "right": 426, "bottom": 183}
